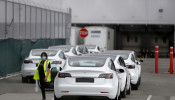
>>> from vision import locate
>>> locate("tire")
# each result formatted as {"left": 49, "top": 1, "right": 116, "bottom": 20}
{"left": 22, "top": 77, "right": 28, "bottom": 83}
{"left": 54, "top": 94, "right": 61, "bottom": 100}
{"left": 127, "top": 84, "right": 131, "bottom": 95}
{"left": 120, "top": 86, "right": 126, "bottom": 98}
{"left": 131, "top": 83, "right": 139, "bottom": 90}
{"left": 138, "top": 77, "right": 141, "bottom": 86}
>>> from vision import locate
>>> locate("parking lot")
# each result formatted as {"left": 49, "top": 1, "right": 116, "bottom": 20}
{"left": 0, "top": 58, "right": 175, "bottom": 100}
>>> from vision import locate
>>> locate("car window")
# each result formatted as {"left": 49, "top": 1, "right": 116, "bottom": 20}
{"left": 131, "top": 54, "right": 135, "bottom": 62}
{"left": 133, "top": 53, "right": 137, "bottom": 60}
{"left": 118, "top": 58, "right": 123, "bottom": 66}
{"left": 108, "top": 60, "right": 116, "bottom": 71}
{"left": 111, "top": 60, "right": 116, "bottom": 71}
{"left": 59, "top": 52, "right": 66, "bottom": 60}
{"left": 72, "top": 48, "right": 77, "bottom": 55}
{"left": 120, "top": 57, "right": 126, "bottom": 67}
{"left": 85, "top": 47, "right": 88, "bottom": 53}
{"left": 77, "top": 47, "right": 81, "bottom": 52}
{"left": 97, "top": 46, "right": 100, "bottom": 51}
{"left": 69, "top": 58, "right": 105, "bottom": 67}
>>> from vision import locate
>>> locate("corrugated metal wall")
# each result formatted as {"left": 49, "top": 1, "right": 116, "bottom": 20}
{"left": 0, "top": 0, "right": 71, "bottom": 76}
{"left": 0, "top": 0, "right": 71, "bottom": 40}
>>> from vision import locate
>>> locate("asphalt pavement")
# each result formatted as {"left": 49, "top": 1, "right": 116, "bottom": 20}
{"left": 0, "top": 58, "right": 175, "bottom": 100}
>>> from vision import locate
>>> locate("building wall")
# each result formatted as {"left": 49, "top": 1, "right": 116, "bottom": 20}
{"left": 62, "top": 0, "right": 175, "bottom": 24}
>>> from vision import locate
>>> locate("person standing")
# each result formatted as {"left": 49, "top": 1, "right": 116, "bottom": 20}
{"left": 33, "top": 52, "right": 51, "bottom": 100}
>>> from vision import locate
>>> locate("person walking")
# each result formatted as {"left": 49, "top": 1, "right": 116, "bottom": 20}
{"left": 33, "top": 52, "right": 51, "bottom": 100}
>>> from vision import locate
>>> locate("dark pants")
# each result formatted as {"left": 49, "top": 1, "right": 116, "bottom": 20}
{"left": 39, "top": 78, "right": 46, "bottom": 99}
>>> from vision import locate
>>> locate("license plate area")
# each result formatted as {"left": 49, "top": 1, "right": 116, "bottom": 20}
{"left": 76, "top": 78, "right": 94, "bottom": 83}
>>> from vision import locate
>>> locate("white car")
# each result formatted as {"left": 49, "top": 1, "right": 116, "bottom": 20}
{"left": 54, "top": 56, "right": 121, "bottom": 100}
{"left": 104, "top": 50, "right": 143, "bottom": 90}
{"left": 21, "top": 49, "right": 66, "bottom": 84}
{"left": 77, "top": 45, "right": 89, "bottom": 55}
{"left": 49, "top": 46, "right": 78, "bottom": 57}
{"left": 84, "top": 54, "right": 131, "bottom": 98}
{"left": 85, "top": 45, "right": 101, "bottom": 54}
{"left": 56, "top": 45, "right": 89, "bottom": 56}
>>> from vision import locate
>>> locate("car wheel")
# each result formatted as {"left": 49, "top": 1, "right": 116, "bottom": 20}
{"left": 22, "top": 77, "right": 28, "bottom": 83}
{"left": 138, "top": 77, "right": 141, "bottom": 86}
{"left": 54, "top": 94, "right": 61, "bottom": 100}
{"left": 121, "top": 83, "right": 127, "bottom": 98}
{"left": 131, "top": 83, "right": 139, "bottom": 90}
{"left": 127, "top": 84, "right": 131, "bottom": 95}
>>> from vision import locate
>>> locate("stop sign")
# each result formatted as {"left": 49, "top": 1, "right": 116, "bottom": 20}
{"left": 79, "top": 28, "right": 88, "bottom": 38}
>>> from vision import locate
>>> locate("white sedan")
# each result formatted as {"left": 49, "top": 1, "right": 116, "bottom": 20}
{"left": 54, "top": 56, "right": 121, "bottom": 100}
{"left": 104, "top": 50, "right": 143, "bottom": 90}
{"left": 49, "top": 46, "right": 78, "bottom": 57}
{"left": 85, "top": 45, "right": 101, "bottom": 54}
{"left": 21, "top": 49, "right": 66, "bottom": 84}
{"left": 84, "top": 54, "right": 131, "bottom": 98}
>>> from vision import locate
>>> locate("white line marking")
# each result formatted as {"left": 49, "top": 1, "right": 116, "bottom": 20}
{"left": 147, "top": 95, "right": 152, "bottom": 100}
{"left": 0, "top": 73, "right": 21, "bottom": 80}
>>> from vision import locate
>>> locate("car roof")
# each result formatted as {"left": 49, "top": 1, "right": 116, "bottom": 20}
{"left": 68, "top": 56, "right": 108, "bottom": 60}
{"left": 84, "top": 45, "right": 97, "bottom": 47}
{"left": 56, "top": 45, "right": 78, "bottom": 47}
{"left": 31, "top": 49, "right": 60, "bottom": 52}
{"left": 105, "top": 50, "right": 133, "bottom": 54}
{"left": 49, "top": 46, "right": 73, "bottom": 49}
{"left": 84, "top": 54, "right": 117, "bottom": 60}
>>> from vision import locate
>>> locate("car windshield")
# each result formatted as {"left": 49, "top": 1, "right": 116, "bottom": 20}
{"left": 86, "top": 45, "right": 96, "bottom": 49}
{"left": 32, "top": 50, "right": 57, "bottom": 56}
{"left": 69, "top": 58, "right": 105, "bottom": 67}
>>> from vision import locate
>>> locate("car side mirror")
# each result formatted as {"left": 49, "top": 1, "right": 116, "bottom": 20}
{"left": 139, "top": 60, "right": 143, "bottom": 62}
{"left": 119, "top": 69, "right": 125, "bottom": 73}
{"left": 60, "top": 67, "right": 63, "bottom": 71}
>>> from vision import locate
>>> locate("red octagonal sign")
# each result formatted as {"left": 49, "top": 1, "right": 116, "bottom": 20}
{"left": 79, "top": 28, "right": 88, "bottom": 38}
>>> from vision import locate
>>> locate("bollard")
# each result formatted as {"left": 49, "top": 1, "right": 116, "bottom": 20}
{"left": 155, "top": 46, "right": 159, "bottom": 74}
{"left": 170, "top": 47, "right": 173, "bottom": 74}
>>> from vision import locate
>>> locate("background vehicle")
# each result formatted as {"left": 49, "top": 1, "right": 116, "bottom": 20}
{"left": 70, "top": 27, "right": 84, "bottom": 45}
{"left": 103, "top": 50, "right": 143, "bottom": 90}
{"left": 49, "top": 46, "right": 78, "bottom": 57}
{"left": 85, "top": 45, "right": 101, "bottom": 54}
{"left": 54, "top": 56, "right": 121, "bottom": 100}
{"left": 21, "top": 49, "right": 66, "bottom": 85}
{"left": 84, "top": 54, "right": 131, "bottom": 98}
{"left": 84, "top": 26, "right": 114, "bottom": 52}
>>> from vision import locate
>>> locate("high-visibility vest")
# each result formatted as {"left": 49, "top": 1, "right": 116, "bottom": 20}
{"left": 33, "top": 60, "right": 51, "bottom": 82}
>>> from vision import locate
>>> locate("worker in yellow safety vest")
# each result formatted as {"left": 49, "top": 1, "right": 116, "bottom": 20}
{"left": 33, "top": 52, "right": 51, "bottom": 100}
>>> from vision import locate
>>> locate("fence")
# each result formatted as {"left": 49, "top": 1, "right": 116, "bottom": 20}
{"left": 0, "top": 0, "right": 71, "bottom": 40}
{"left": 0, "top": 0, "right": 71, "bottom": 76}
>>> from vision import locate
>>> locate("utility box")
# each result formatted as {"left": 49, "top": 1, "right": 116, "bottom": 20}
{"left": 84, "top": 26, "right": 114, "bottom": 52}
{"left": 70, "top": 27, "right": 84, "bottom": 45}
